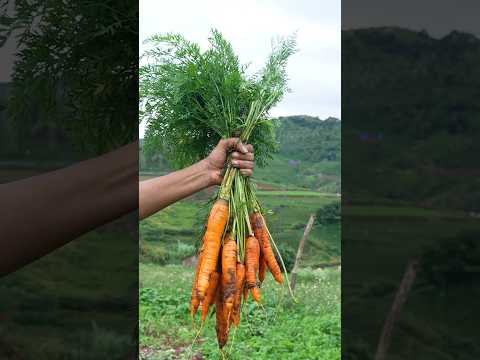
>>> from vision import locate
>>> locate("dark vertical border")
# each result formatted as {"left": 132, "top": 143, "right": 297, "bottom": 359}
{"left": 0, "top": 1, "right": 139, "bottom": 359}
{"left": 342, "top": 1, "right": 480, "bottom": 359}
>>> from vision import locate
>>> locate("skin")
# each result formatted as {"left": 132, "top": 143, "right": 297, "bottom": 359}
{"left": 139, "top": 138, "right": 254, "bottom": 220}
{"left": 0, "top": 138, "right": 254, "bottom": 277}
{"left": 0, "top": 142, "right": 138, "bottom": 277}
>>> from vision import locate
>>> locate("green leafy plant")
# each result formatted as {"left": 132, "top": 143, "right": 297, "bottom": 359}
{"left": 140, "top": 29, "right": 296, "bottom": 169}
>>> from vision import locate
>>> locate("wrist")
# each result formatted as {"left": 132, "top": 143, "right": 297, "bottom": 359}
{"left": 198, "top": 159, "right": 220, "bottom": 187}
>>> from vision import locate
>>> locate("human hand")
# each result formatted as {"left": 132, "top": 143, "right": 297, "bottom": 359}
{"left": 204, "top": 138, "right": 254, "bottom": 185}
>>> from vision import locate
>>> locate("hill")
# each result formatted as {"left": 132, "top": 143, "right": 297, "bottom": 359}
{"left": 141, "top": 115, "right": 341, "bottom": 192}
{"left": 343, "top": 27, "right": 480, "bottom": 211}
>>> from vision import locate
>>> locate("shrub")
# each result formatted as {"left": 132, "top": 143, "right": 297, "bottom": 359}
{"left": 316, "top": 202, "right": 341, "bottom": 225}
{"left": 275, "top": 243, "right": 296, "bottom": 272}
{"left": 139, "top": 240, "right": 169, "bottom": 264}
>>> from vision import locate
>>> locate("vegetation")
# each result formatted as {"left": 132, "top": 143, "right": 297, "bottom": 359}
{"left": 140, "top": 264, "right": 340, "bottom": 360}
{"left": 140, "top": 114, "right": 341, "bottom": 192}
{"left": 0, "top": 0, "right": 137, "bottom": 156}
{"left": 0, "top": 229, "right": 137, "bottom": 359}
{"left": 140, "top": 29, "right": 296, "bottom": 168}
{"left": 343, "top": 27, "right": 480, "bottom": 211}
{"left": 316, "top": 202, "right": 341, "bottom": 225}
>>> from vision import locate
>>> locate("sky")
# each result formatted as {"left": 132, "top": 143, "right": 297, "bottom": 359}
{"left": 139, "top": 0, "right": 341, "bottom": 137}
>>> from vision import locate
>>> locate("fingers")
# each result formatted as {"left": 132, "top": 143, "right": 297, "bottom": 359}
{"left": 231, "top": 151, "right": 254, "bottom": 161}
{"left": 239, "top": 169, "right": 253, "bottom": 177}
{"left": 232, "top": 159, "right": 255, "bottom": 170}
{"left": 218, "top": 138, "right": 254, "bottom": 177}
{"left": 219, "top": 138, "right": 253, "bottom": 154}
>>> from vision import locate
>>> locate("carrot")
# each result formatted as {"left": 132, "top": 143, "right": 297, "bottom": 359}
{"left": 201, "top": 271, "right": 219, "bottom": 323}
{"left": 190, "top": 251, "right": 203, "bottom": 319}
{"left": 215, "top": 280, "right": 229, "bottom": 348}
{"left": 243, "top": 286, "right": 248, "bottom": 301}
{"left": 245, "top": 235, "right": 261, "bottom": 303}
{"left": 259, "top": 252, "right": 267, "bottom": 283}
{"left": 222, "top": 234, "right": 237, "bottom": 322}
{"left": 196, "top": 199, "right": 229, "bottom": 301}
{"left": 251, "top": 212, "right": 283, "bottom": 284}
{"left": 232, "top": 263, "right": 245, "bottom": 327}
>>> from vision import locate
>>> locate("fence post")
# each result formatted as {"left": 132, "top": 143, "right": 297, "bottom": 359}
{"left": 374, "top": 257, "right": 420, "bottom": 360}
{"left": 290, "top": 214, "right": 316, "bottom": 292}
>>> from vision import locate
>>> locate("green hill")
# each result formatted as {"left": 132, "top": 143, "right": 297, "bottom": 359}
{"left": 343, "top": 27, "right": 480, "bottom": 211}
{"left": 141, "top": 115, "right": 341, "bottom": 192}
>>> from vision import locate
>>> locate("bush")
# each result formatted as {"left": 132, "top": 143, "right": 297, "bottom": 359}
{"left": 275, "top": 243, "right": 296, "bottom": 272}
{"left": 316, "top": 202, "right": 341, "bottom": 225}
{"left": 139, "top": 240, "right": 169, "bottom": 264}
{"left": 174, "top": 241, "right": 195, "bottom": 260}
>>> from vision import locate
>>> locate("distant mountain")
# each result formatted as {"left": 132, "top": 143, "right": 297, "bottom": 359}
{"left": 276, "top": 115, "right": 340, "bottom": 162}
{"left": 343, "top": 27, "right": 480, "bottom": 210}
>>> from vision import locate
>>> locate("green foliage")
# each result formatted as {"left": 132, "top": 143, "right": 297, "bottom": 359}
{"left": 316, "top": 202, "right": 341, "bottom": 225}
{"left": 274, "top": 242, "right": 296, "bottom": 272}
{"left": 1, "top": 0, "right": 137, "bottom": 155}
{"left": 140, "top": 240, "right": 169, "bottom": 265}
{"left": 276, "top": 116, "right": 341, "bottom": 162}
{"left": 420, "top": 231, "right": 480, "bottom": 288}
{"left": 140, "top": 29, "right": 296, "bottom": 169}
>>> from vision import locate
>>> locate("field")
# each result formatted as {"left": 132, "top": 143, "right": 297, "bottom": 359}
{"left": 139, "top": 188, "right": 341, "bottom": 359}
{"left": 342, "top": 204, "right": 480, "bottom": 359}
{"left": 140, "top": 264, "right": 340, "bottom": 360}
{"left": 0, "top": 224, "right": 138, "bottom": 359}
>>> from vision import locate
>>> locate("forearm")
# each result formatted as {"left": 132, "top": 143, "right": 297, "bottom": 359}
{"left": 0, "top": 142, "right": 138, "bottom": 276}
{"left": 139, "top": 159, "right": 213, "bottom": 220}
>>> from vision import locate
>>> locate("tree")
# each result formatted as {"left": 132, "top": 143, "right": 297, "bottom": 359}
{"left": 0, "top": 0, "right": 138, "bottom": 155}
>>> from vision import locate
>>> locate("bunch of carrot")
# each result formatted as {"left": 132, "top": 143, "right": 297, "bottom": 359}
{"left": 190, "top": 183, "right": 284, "bottom": 348}
{"left": 140, "top": 29, "right": 297, "bottom": 349}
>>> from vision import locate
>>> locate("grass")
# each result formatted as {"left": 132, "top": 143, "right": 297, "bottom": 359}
{"left": 139, "top": 264, "right": 340, "bottom": 360}
{"left": 342, "top": 208, "right": 480, "bottom": 359}
{"left": 254, "top": 155, "right": 340, "bottom": 191}
{"left": 0, "top": 229, "right": 137, "bottom": 359}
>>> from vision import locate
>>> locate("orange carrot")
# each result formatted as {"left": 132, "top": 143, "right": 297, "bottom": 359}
{"left": 222, "top": 234, "right": 237, "bottom": 322}
{"left": 243, "top": 286, "right": 248, "bottom": 301}
{"left": 245, "top": 235, "right": 261, "bottom": 303}
{"left": 215, "top": 281, "right": 229, "bottom": 348}
{"left": 232, "top": 263, "right": 245, "bottom": 327}
{"left": 201, "top": 271, "right": 219, "bottom": 323}
{"left": 190, "top": 251, "right": 203, "bottom": 319}
{"left": 196, "top": 199, "right": 229, "bottom": 301}
{"left": 251, "top": 212, "right": 283, "bottom": 284}
{"left": 259, "top": 252, "right": 267, "bottom": 283}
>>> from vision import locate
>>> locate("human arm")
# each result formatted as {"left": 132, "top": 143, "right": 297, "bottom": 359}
{"left": 139, "top": 138, "right": 254, "bottom": 220}
{"left": 0, "top": 141, "right": 138, "bottom": 276}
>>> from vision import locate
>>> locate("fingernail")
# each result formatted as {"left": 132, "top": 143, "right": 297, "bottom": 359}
{"left": 232, "top": 160, "right": 238, "bottom": 166}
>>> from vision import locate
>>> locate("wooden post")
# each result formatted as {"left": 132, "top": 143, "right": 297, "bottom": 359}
{"left": 374, "top": 257, "right": 420, "bottom": 360}
{"left": 290, "top": 214, "right": 316, "bottom": 292}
